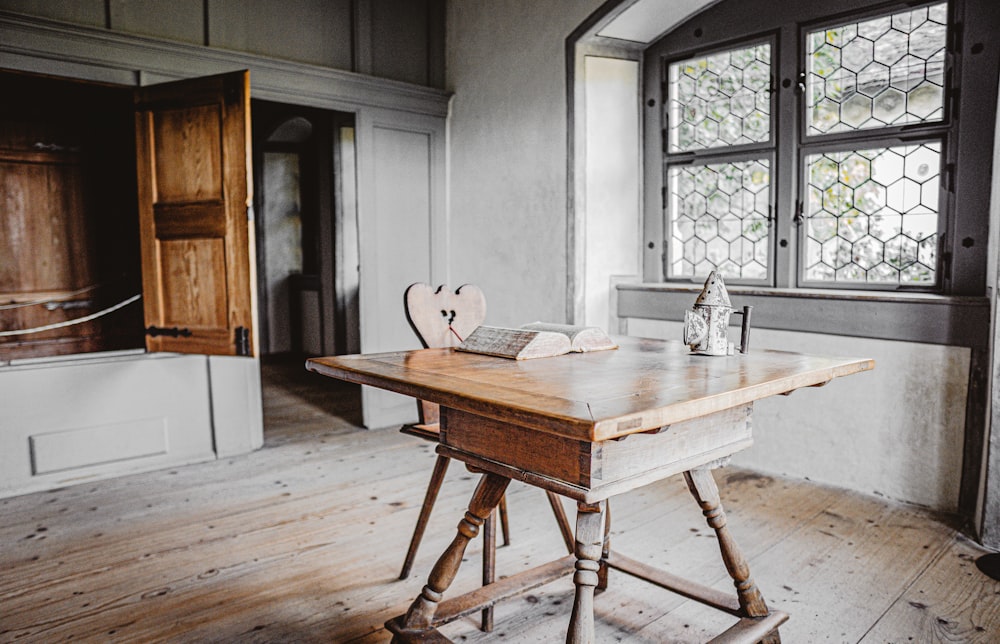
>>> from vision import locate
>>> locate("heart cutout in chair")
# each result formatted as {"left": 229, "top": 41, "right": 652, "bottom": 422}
{"left": 405, "top": 283, "right": 487, "bottom": 349}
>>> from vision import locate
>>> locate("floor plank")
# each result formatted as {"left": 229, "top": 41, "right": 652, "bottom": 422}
{"left": 1, "top": 359, "right": 999, "bottom": 642}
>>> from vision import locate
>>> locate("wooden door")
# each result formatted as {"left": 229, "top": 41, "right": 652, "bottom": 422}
{"left": 134, "top": 71, "right": 257, "bottom": 356}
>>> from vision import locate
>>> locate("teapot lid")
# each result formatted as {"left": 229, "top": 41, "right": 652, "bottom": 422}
{"left": 695, "top": 271, "right": 732, "bottom": 307}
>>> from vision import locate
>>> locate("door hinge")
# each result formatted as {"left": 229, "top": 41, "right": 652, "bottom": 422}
{"left": 146, "top": 326, "right": 192, "bottom": 338}
{"left": 793, "top": 200, "right": 804, "bottom": 225}
{"left": 235, "top": 326, "right": 251, "bottom": 356}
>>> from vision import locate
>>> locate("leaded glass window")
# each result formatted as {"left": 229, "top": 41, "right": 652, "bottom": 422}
{"left": 668, "top": 160, "right": 770, "bottom": 279}
{"left": 803, "top": 143, "right": 939, "bottom": 284}
{"left": 663, "top": 40, "right": 774, "bottom": 282}
{"left": 668, "top": 43, "right": 772, "bottom": 152}
{"left": 806, "top": 3, "right": 947, "bottom": 135}
{"left": 659, "top": 0, "right": 956, "bottom": 290}
{"left": 798, "top": 2, "right": 948, "bottom": 287}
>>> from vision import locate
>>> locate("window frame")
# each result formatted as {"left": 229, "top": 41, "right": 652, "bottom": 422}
{"left": 645, "top": 0, "right": 987, "bottom": 297}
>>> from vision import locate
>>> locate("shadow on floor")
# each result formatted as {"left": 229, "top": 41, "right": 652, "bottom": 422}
{"left": 261, "top": 353, "right": 364, "bottom": 430}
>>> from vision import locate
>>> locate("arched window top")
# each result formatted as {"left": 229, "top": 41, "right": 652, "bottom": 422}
{"left": 267, "top": 116, "right": 313, "bottom": 144}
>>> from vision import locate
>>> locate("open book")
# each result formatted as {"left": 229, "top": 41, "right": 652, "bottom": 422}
{"left": 456, "top": 322, "right": 618, "bottom": 360}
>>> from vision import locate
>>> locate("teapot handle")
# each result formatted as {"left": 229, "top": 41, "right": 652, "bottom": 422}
{"left": 732, "top": 305, "right": 753, "bottom": 353}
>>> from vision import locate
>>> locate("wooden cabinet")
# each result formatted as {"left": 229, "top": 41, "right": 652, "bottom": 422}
{"left": 0, "top": 69, "right": 257, "bottom": 360}
{"left": 0, "top": 71, "right": 143, "bottom": 360}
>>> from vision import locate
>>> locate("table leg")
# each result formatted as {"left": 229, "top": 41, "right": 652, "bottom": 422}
{"left": 566, "top": 501, "right": 604, "bottom": 644}
{"left": 482, "top": 510, "right": 496, "bottom": 632}
{"left": 684, "top": 467, "right": 781, "bottom": 644}
{"left": 393, "top": 472, "right": 510, "bottom": 639}
{"left": 597, "top": 499, "right": 611, "bottom": 592}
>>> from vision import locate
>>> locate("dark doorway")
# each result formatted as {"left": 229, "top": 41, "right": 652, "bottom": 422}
{"left": 251, "top": 100, "right": 358, "bottom": 359}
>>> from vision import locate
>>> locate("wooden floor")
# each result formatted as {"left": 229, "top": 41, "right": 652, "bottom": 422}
{"left": 3, "top": 359, "right": 1000, "bottom": 642}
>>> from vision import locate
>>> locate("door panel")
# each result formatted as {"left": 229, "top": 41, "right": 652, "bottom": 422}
{"left": 134, "top": 70, "right": 256, "bottom": 356}
{"left": 357, "top": 109, "right": 446, "bottom": 428}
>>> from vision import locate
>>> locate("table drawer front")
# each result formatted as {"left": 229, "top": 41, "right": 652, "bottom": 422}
{"left": 441, "top": 404, "right": 753, "bottom": 490}
{"left": 441, "top": 408, "right": 592, "bottom": 486}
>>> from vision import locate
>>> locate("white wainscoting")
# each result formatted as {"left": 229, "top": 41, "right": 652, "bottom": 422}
{"left": 0, "top": 352, "right": 262, "bottom": 499}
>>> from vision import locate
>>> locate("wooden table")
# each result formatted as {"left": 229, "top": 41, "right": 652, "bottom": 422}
{"left": 306, "top": 336, "right": 873, "bottom": 643}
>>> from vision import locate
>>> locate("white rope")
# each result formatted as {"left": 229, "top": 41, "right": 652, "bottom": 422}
{"left": 0, "top": 284, "right": 102, "bottom": 310}
{"left": 0, "top": 294, "right": 142, "bottom": 337}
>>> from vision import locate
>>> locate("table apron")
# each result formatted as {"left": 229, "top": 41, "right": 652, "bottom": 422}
{"left": 439, "top": 403, "right": 755, "bottom": 502}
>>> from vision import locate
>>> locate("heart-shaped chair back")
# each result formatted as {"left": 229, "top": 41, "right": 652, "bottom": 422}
{"left": 404, "top": 283, "right": 486, "bottom": 349}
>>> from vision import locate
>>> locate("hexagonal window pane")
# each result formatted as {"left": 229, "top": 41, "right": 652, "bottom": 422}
{"left": 695, "top": 119, "right": 720, "bottom": 147}
{"left": 887, "top": 178, "right": 922, "bottom": 213}
{"left": 841, "top": 38, "right": 874, "bottom": 72}
{"left": 823, "top": 183, "right": 854, "bottom": 215}
{"left": 668, "top": 42, "right": 771, "bottom": 152}
{"left": 822, "top": 237, "right": 853, "bottom": 269}
{"left": 870, "top": 213, "right": 902, "bottom": 241}
{"left": 807, "top": 216, "right": 838, "bottom": 243}
{"left": 708, "top": 98, "right": 730, "bottom": 121}
{"left": 903, "top": 143, "right": 940, "bottom": 183}
{"left": 717, "top": 215, "right": 742, "bottom": 242}
{"left": 874, "top": 30, "right": 908, "bottom": 66}
{"left": 707, "top": 237, "right": 729, "bottom": 264}
{"left": 719, "top": 114, "right": 743, "bottom": 143}
{"left": 707, "top": 192, "right": 730, "bottom": 217}
{"left": 674, "top": 216, "right": 696, "bottom": 241}
{"left": 852, "top": 235, "right": 883, "bottom": 270}
{"left": 672, "top": 259, "right": 694, "bottom": 278}
{"left": 730, "top": 238, "right": 755, "bottom": 264}
{"left": 872, "top": 87, "right": 906, "bottom": 124}
{"left": 858, "top": 16, "right": 891, "bottom": 41}
{"left": 857, "top": 62, "right": 890, "bottom": 98}
{"left": 871, "top": 148, "right": 905, "bottom": 184}
{"left": 869, "top": 263, "right": 900, "bottom": 283}
{"left": 744, "top": 261, "right": 767, "bottom": 280}
{"left": 840, "top": 154, "right": 871, "bottom": 188}
{"left": 854, "top": 182, "right": 887, "bottom": 214}
{"left": 810, "top": 156, "right": 839, "bottom": 190}
{"left": 718, "top": 167, "right": 742, "bottom": 196}
{"left": 744, "top": 217, "right": 770, "bottom": 242}
{"left": 666, "top": 160, "right": 771, "bottom": 280}
{"left": 805, "top": 2, "right": 946, "bottom": 135}
{"left": 836, "top": 264, "right": 866, "bottom": 282}
{"left": 839, "top": 214, "right": 869, "bottom": 243}
{"left": 806, "top": 262, "right": 836, "bottom": 282}
{"left": 908, "top": 81, "right": 943, "bottom": 119}
{"left": 694, "top": 166, "right": 719, "bottom": 195}
{"left": 901, "top": 264, "right": 934, "bottom": 284}
{"left": 890, "top": 55, "right": 926, "bottom": 92}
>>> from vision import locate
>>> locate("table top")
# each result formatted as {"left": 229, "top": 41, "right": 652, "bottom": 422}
{"left": 306, "top": 336, "right": 873, "bottom": 442}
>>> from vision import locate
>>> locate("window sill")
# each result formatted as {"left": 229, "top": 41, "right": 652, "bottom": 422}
{"left": 615, "top": 283, "right": 990, "bottom": 349}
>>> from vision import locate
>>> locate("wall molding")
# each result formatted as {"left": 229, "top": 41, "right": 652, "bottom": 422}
{"left": 0, "top": 10, "right": 451, "bottom": 117}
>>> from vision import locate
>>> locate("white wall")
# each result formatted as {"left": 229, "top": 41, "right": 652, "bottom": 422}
{"left": 446, "top": 0, "right": 606, "bottom": 327}
{"left": 627, "top": 319, "right": 969, "bottom": 511}
{"left": 583, "top": 56, "right": 641, "bottom": 329}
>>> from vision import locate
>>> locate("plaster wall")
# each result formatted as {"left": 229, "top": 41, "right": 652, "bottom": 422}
{"left": 627, "top": 318, "right": 969, "bottom": 512}
{"left": 445, "top": 0, "right": 605, "bottom": 326}
{"left": 583, "top": 56, "right": 641, "bottom": 330}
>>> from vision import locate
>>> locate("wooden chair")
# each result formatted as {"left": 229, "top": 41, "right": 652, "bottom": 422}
{"left": 399, "top": 283, "right": 575, "bottom": 631}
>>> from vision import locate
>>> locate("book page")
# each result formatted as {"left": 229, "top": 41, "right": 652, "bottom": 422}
{"left": 520, "top": 322, "right": 617, "bottom": 352}
{"left": 457, "top": 326, "right": 571, "bottom": 359}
